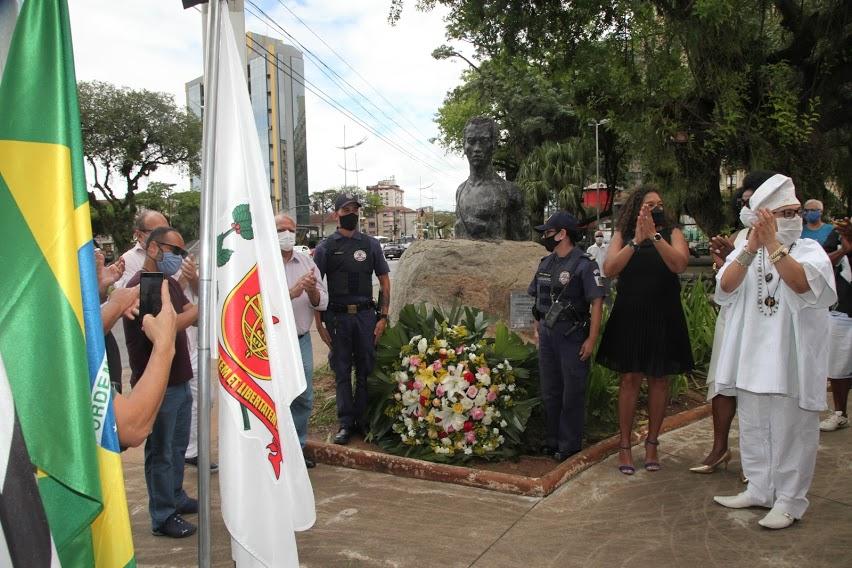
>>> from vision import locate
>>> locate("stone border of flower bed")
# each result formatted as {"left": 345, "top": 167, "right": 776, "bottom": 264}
{"left": 304, "top": 403, "right": 712, "bottom": 497}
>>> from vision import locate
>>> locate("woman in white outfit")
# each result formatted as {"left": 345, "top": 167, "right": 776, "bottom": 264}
{"left": 712, "top": 174, "right": 836, "bottom": 530}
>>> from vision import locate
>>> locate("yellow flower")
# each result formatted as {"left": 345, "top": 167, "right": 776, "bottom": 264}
{"left": 452, "top": 402, "right": 464, "bottom": 414}
{"left": 420, "top": 387, "right": 431, "bottom": 399}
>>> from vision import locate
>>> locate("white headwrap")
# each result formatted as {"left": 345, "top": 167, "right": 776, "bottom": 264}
{"left": 748, "top": 174, "right": 799, "bottom": 211}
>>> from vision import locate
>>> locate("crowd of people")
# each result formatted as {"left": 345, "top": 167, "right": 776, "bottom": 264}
{"left": 98, "top": 170, "right": 849, "bottom": 540}
{"left": 530, "top": 171, "right": 849, "bottom": 531}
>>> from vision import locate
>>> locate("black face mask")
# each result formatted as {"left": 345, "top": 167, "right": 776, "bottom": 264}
{"left": 651, "top": 206, "right": 666, "bottom": 227}
{"left": 339, "top": 212, "right": 358, "bottom": 231}
{"left": 541, "top": 234, "right": 558, "bottom": 252}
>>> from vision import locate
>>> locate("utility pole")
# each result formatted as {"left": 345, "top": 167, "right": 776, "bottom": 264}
{"left": 336, "top": 125, "right": 366, "bottom": 188}
{"left": 418, "top": 178, "right": 433, "bottom": 239}
{"left": 589, "top": 118, "right": 609, "bottom": 226}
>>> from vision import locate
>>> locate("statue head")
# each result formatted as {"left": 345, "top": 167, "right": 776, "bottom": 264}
{"left": 463, "top": 117, "right": 498, "bottom": 170}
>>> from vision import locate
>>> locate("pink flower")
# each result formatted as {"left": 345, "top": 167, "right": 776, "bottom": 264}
{"left": 465, "top": 431, "right": 476, "bottom": 444}
{"left": 446, "top": 425, "right": 454, "bottom": 433}
{"left": 486, "top": 391, "right": 497, "bottom": 402}
{"left": 432, "top": 360, "right": 443, "bottom": 372}
{"left": 409, "top": 356, "right": 421, "bottom": 367}
{"left": 413, "top": 381, "right": 423, "bottom": 391}
{"left": 478, "top": 366, "right": 489, "bottom": 375}
{"left": 471, "top": 407, "right": 485, "bottom": 420}
{"left": 455, "top": 346, "right": 464, "bottom": 354}
{"left": 466, "top": 385, "right": 478, "bottom": 399}
{"left": 435, "top": 385, "right": 445, "bottom": 397}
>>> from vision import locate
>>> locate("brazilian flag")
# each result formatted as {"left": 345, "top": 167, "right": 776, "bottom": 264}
{"left": 0, "top": 1, "right": 135, "bottom": 566}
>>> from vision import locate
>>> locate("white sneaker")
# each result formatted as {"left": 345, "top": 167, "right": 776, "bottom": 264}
{"left": 758, "top": 508, "right": 795, "bottom": 529}
{"left": 820, "top": 411, "right": 849, "bottom": 432}
{"left": 713, "top": 492, "right": 768, "bottom": 509}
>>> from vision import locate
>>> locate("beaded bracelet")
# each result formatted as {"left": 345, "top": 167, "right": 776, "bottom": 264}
{"left": 769, "top": 245, "right": 789, "bottom": 264}
{"left": 734, "top": 248, "right": 756, "bottom": 267}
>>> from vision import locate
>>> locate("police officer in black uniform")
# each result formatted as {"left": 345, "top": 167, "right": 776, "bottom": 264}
{"left": 529, "top": 212, "right": 606, "bottom": 460}
{"left": 314, "top": 193, "right": 391, "bottom": 445}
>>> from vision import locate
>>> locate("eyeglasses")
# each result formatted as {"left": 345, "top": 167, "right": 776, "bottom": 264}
{"left": 772, "top": 209, "right": 802, "bottom": 219}
{"left": 803, "top": 208, "right": 821, "bottom": 214}
{"left": 156, "top": 241, "right": 188, "bottom": 258}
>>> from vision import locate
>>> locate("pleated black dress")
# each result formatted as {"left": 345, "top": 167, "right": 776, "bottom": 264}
{"left": 596, "top": 230, "right": 694, "bottom": 377}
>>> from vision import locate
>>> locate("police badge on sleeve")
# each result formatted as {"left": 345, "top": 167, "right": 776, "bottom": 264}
{"left": 593, "top": 268, "right": 603, "bottom": 287}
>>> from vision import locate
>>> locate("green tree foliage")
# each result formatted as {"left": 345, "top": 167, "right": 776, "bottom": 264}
{"left": 135, "top": 182, "right": 200, "bottom": 243}
{"left": 394, "top": 0, "right": 852, "bottom": 233}
{"left": 79, "top": 81, "right": 202, "bottom": 251}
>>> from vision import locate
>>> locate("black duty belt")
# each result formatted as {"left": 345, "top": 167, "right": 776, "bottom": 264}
{"left": 328, "top": 301, "right": 375, "bottom": 314}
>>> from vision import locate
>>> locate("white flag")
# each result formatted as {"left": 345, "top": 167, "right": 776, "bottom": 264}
{"left": 212, "top": 4, "right": 315, "bottom": 566}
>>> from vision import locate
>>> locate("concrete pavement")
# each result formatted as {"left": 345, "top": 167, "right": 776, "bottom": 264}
{"left": 125, "top": 408, "right": 852, "bottom": 567}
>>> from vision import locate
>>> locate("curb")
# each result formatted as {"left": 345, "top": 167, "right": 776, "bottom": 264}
{"left": 304, "top": 402, "right": 712, "bottom": 497}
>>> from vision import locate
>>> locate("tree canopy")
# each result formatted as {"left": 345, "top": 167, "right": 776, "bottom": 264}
{"left": 393, "top": 0, "right": 852, "bottom": 234}
{"left": 79, "top": 80, "right": 202, "bottom": 251}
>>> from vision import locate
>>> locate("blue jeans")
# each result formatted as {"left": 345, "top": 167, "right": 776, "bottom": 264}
{"left": 290, "top": 333, "right": 314, "bottom": 448}
{"left": 144, "top": 382, "right": 192, "bottom": 528}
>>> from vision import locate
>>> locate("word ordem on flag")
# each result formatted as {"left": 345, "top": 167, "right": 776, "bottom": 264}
{"left": 0, "top": 0, "right": 134, "bottom": 566}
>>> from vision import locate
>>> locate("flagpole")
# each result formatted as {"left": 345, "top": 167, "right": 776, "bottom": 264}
{"left": 197, "top": 1, "right": 223, "bottom": 566}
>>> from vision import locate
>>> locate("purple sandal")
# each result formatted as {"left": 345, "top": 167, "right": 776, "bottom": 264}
{"left": 644, "top": 439, "right": 661, "bottom": 472}
{"left": 618, "top": 445, "right": 635, "bottom": 475}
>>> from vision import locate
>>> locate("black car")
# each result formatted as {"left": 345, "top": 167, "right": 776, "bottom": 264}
{"left": 383, "top": 243, "right": 405, "bottom": 259}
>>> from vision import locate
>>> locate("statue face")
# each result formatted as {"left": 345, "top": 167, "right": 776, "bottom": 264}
{"left": 463, "top": 123, "right": 495, "bottom": 169}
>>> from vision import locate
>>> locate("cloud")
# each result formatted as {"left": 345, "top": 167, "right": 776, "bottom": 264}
{"left": 69, "top": 0, "right": 472, "bottom": 210}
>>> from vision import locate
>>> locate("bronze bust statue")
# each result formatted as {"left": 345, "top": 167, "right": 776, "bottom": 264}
{"left": 454, "top": 117, "right": 530, "bottom": 241}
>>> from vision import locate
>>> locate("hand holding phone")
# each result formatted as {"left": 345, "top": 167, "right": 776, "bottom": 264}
{"left": 139, "top": 272, "right": 164, "bottom": 319}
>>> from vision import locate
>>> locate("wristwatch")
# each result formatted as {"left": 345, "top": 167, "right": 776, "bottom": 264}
{"left": 653, "top": 232, "right": 663, "bottom": 241}
{"left": 628, "top": 240, "right": 640, "bottom": 250}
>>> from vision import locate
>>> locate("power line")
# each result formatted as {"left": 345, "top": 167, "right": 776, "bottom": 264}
{"left": 273, "top": 0, "right": 459, "bottom": 169}
{"left": 245, "top": 0, "right": 457, "bottom": 172}
{"left": 244, "top": 37, "right": 454, "bottom": 181}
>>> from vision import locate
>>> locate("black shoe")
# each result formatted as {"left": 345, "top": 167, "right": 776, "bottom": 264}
{"left": 333, "top": 427, "right": 352, "bottom": 445}
{"left": 553, "top": 450, "right": 578, "bottom": 462}
{"left": 178, "top": 497, "right": 198, "bottom": 515}
{"left": 304, "top": 456, "right": 316, "bottom": 469}
{"left": 540, "top": 445, "right": 557, "bottom": 457}
{"left": 185, "top": 457, "right": 218, "bottom": 472}
{"left": 152, "top": 513, "right": 197, "bottom": 538}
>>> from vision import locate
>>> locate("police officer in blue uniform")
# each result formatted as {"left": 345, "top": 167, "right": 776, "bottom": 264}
{"left": 314, "top": 193, "right": 391, "bottom": 445}
{"left": 529, "top": 212, "right": 606, "bottom": 460}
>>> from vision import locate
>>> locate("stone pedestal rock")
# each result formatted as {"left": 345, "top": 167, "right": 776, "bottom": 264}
{"left": 389, "top": 239, "right": 544, "bottom": 323}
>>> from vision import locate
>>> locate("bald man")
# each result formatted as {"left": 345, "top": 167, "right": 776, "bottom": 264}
{"left": 116, "top": 209, "right": 170, "bottom": 289}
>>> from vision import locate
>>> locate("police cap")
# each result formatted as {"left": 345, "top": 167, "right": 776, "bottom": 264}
{"left": 334, "top": 192, "right": 362, "bottom": 210}
{"left": 534, "top": 211, "right": 579, "bottom": 233}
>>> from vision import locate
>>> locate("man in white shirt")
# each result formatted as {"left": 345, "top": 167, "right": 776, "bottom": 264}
{"left": 586, "top": 230, "right": 608, "bottom": 277}
{"left": 115, "top": 209, "right": 169, "bottom": 289}
{"left": 712, "top": 174, "right": 836, "bottom": 529}
{"left": 275, "top": 213, "right": 328, "bottom": 468}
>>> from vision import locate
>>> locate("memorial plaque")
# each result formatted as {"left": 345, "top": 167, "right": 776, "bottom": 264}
{"left": 509, "top": 291, "right": 536, "bottom": 330}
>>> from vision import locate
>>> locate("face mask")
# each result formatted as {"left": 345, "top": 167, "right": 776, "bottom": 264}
{"left": 278, "top": 230, "right": 295, "bottom": 251}
{"left": 339, "top": 212, "right": 358, "bottom": 231}
{"left": 803, "top": 210, "right": 821, "bottom": 224}
{"left": 156, "top": 251, "right": 183, "bottom": 277}
{"left": 739, "top": 206, "right": 757, "bottom": 228}
{"left": 651, "top": 206, "right": 666, "bottom": 227}
{"left": 776, "top": 217, "right": 802, "bottom": 246}
{"left": 595, "top": 237, "right": 604, "bottom": 245}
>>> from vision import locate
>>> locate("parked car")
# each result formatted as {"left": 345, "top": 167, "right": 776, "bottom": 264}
{"left": 383, "top": 243, "right": 405, "bottom": 259}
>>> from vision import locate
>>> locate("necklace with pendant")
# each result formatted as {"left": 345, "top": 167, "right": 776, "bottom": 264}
{"left": 755, "top": 243, "right": 795, "bottom": 316}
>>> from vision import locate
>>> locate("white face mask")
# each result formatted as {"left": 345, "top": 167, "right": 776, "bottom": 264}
{"left": 776, "top": 217, "right": 802, "bottom": 246}
{"left": 739, "top": 206, "right": 757, "bottom": 228}
{"left": 278, "top": 230, "right": 296, "bottom": 251}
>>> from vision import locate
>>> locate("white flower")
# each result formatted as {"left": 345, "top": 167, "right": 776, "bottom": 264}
{"left": 441, "top": 437, "right": 452, "bottom": 446}
{"left": 477, "top": 373, "right": 491, "bottom": 386}
{"left": 497, "top": 435, "right": 505, "bottom": 444}
{"left": 503, "top": 360, "right": 512, "bottom": 370}
{"left": 401, "top": 357, "right": 410, "bottom": 368}
{"left": 469, "top": 353, "right": 477, "bottom": 361}
{"left": 497, "top": 363, "right": 504, "bottom": 370}
{"left": 396, "top": 371, "right": 409, "bottom": 382}
{"left": 482, "top": 416, "right": 493, "bottom": 426}
{"left": 401, "top": 435, "right": 409, "bottom": 442}
{"left": 500, "top": 420, "right": 508, "bottom": 428}
{"left": 394, "top": 393, "right": 402, "bottom": 400}
{"left": 438, "top": 339, "right": 448, "bottom": 348}
{"left": 417, "top": 338, "right": 428, "bottom": 354}
{"left": 508, "top": 384, "right": 516, "bottom": 392}
{"left": 410, "top": 335, "right": 422, "bottom": 344}
{"left": 498, "top": 384, "right": 506, "bottom": 392}
{"left": 464, "top": 447, "right": 473, "bottom": 455}
{"left": 474, "top": 389, "right": 487, "bottom": 407}
{"left": 461, "top": 397, "right": 474, "bottom": 410}
{"left": 492, "top": 428, "right": 500, "bottom": 435}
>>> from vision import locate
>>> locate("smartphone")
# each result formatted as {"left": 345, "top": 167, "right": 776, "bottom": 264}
{"left": 139, "top": 272, "right": 164, "bottom": 319}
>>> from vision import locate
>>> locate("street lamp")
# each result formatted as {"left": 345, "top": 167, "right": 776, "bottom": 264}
{"left": 588, "top": 118, "right": 610, "bottom": 226}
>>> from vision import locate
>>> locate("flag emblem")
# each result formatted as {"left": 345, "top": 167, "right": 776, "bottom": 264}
{"left": 218, "top": 265, "right": 283, "bottom": 477}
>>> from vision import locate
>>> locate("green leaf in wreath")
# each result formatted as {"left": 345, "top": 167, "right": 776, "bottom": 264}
{"left": 232, "top": 204, "right": 255, "bottom": 240}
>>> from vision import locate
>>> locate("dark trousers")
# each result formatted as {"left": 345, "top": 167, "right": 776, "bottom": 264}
{"left": 144, "top": 382, "right": 192, "bottom": 528}
{"left": 538, "top": 323, "right": 590, "bottom": 454}
{"left": 327, "top": 309, "right": 377, "bottom": 429}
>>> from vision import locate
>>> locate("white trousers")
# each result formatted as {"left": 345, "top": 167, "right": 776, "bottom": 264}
{"left": 737, "top": 389, "right": 820, "bottom": 518}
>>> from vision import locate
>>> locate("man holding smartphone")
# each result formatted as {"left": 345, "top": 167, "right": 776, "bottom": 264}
{"left": 122, "top": 226, "right": 199, "bottom": 538}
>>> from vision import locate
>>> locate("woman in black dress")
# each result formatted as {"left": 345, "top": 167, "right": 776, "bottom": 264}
{"left": 599, "top": 186, "right": 693, "bottom": 474}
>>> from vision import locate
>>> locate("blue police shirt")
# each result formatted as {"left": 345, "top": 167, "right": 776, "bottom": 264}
{"left": 314, "top": 230, "right": 389, "bottom": 304}
{"left": 527, "top": 248, "right": 607, "bottom": 317}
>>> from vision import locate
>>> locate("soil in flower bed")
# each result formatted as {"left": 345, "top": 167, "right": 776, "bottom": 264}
{"left": 308, "top": 367, "right": 707, "bottom": 479}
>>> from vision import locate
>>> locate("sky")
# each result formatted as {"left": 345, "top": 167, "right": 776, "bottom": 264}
{"left": 67, "top": 0, "right": 472, "bottom": 211}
